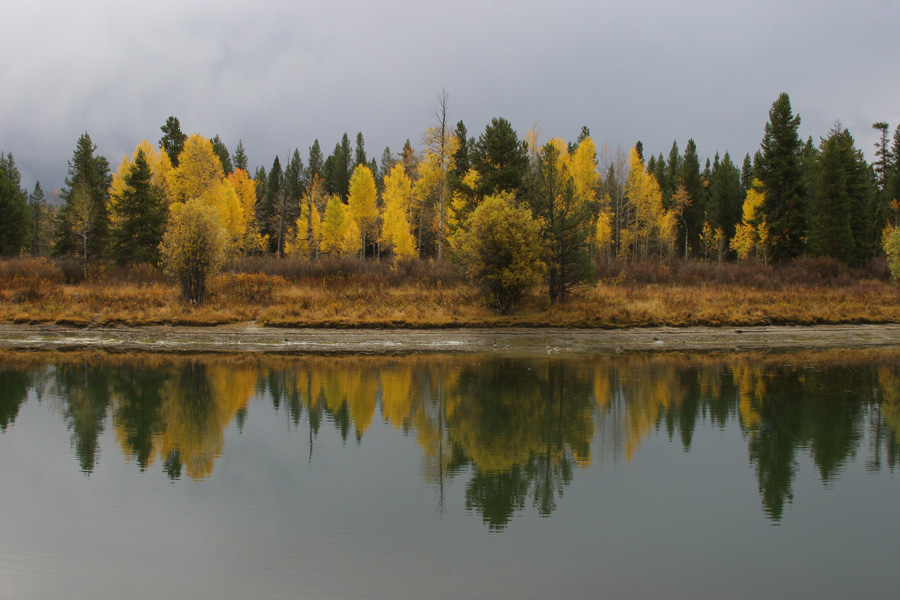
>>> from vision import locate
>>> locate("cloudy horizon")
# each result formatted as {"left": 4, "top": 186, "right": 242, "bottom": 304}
{"left": 3, "top": 0, "right": 899, "bottom": 194}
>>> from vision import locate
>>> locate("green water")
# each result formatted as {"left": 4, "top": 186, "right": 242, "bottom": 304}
{"left": 1, "top": 349, "right": 898, "bottom": 599}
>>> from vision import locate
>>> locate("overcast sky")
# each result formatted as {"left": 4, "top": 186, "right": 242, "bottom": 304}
{"left": 3, "top": 0, "right": 899, "bottom": 193}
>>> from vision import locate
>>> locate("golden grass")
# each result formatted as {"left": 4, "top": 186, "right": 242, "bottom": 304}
{"left": 1, "top": 256, "right": 898, "bottom": 328}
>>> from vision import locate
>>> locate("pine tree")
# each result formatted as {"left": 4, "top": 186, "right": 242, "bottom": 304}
{"left": 159, "top": 116, "right": 187, "bottom": 167}
{"left": 109, "top": 148, "right": 168, "bottom": 264}
{"left": 53, "top": 133, "right": 111, "bottom": 260}
{"left": 678, "top": 139, "right": 704, "bottom": 255}
{"left": 211, "top": 135, "right": 233, "bottom": 174}
{"left": 708, "top": 152, "right": 744, "bottom": 244}
{"left": 308, "top": 139, "right": 324, "bottom": 182}
{"left": 472, "top": 117, "right": 529, "bottom": 198}
{"left": 259, "top": 156, "right": 283, "bottom": 253}
{"left": 740, "top": 154, "right": 754, "bottom": 191}
{"left": 232, "top": 140, "right": 249, "bottom": 173}
{"left": 354, "top": 132, "right": 367, "bottom": 167}
{"left": 806, "top": 124, "right": 875, "bottom": 264}
{"left": 28, "top": 181, "right": 51, "bottom": 256}
{"left": 758, "top": 92, "right": 806, "bottom": 262}
{"left": 0, "top": 153, "right": 29, "bottom": 256}
{"left": 527, "top": 140, "right": 592, "bottom": 303}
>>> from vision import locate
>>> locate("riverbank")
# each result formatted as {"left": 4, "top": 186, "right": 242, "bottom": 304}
{"left": 1, "top": 322, "right": 899, "bottom": 355}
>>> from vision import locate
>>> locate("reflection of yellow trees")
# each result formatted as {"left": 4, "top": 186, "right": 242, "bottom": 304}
{"left": 733, "top": 363, "right": 766, "bottom": 431}
{"left": 8, "top": 348, "right": 900, "bottom": 523}
{"left": 878, "top": 366, "right": 900, "bottom": 437}
{"left": 155, "top": 363, "right": 256, "bottom": 479}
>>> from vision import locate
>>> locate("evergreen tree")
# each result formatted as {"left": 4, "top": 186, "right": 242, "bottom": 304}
{"left": 811, "top": 125, "right": 876, "bottom": 264}
{"left": 889, "top": 126, "right": 900, "bottom": 229}
{"left": 472, "top": 117, "right": 529, "bottom": 198}
{"left": 232, "top": 140, "right": 249, "bottom": 173}
{"left": 259, "top": 156, "right": 284, "bottom": 253}
{"left": 159, "top": 116, "right": 187, "bottom": 167}
{"left": 872, "top": 122, "right": 893, "bottom": 247}
{"left": 678, "top": 139, "right": 704, "bottom": 255}
{"left": 527, "top": 141, "right": 592, "bottom": 304}
{"left": 109, "top": 148, "right": 168, "bottom": 264}
{"left": 53, "top": 133, "right": 111, "bottom": 260}
{"left": 740, "top": 154, "right": 754, "bottom": 191}
{"left": 0, "top": 153, "right": 29, "bottom": 256}
{"left": 308, "top": 139, "right": 324, "bottom": 182}
{"left": 665, "top": 141, "right": 682, "bottom": 201}
{"left": 28, "top": 181, "right": 51, "bottom": 256}
{"left": 211, "top": 135, "right": 233, "bottom": 174}
{"left": 354, "top": 132, "right": 367, "bottom": 167}
{"left": 277, "top": 149, "right": 305, "bottom": 256}
{"left": 758, "top": 92, "right": 806, "bottom": 262}
{"left": 708, "top": 152, "right": 744, "bottom": 245}
{"left": 324, "top": 134, "right": 352, "bottom": 199}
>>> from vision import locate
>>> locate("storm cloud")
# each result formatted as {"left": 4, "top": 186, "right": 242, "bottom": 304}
{"left": 3, "top": 0, "right": 898, "bottom": 192}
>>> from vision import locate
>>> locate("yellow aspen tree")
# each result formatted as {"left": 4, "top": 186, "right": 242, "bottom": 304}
{"left": 224, "top": 169, "right": 263, "bottom": 254}
{"left": 347, "top": 164, "right": 378, "bottom": 257}
{"left": 379, "top": 163, "right": 417, "bottom": 259}
{"left": 420, "top": 90, "right": 458, "bottom": 259}
{"left": 446, "top": 168, "right": 480, "bottom": 238}
{"left": 320, "top": 195, "right": 344, "bottom": 255}
{"left": 730, "top": 183, "right": 766, "bottom": 261}
{"left": 167, "top": 134, "right": 225, "bottom": 206}
{"left": 321, "top": 195, "right": 360, "bottom": 256}
{"left": 594, "top": 208, "right": 614, "bottom": 257}
{"left": 286, "top": 195, "right": 322, "bottom": 257}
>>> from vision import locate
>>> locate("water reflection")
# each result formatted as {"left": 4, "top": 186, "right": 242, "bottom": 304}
{"left": 2, "top": 349, "right": 899, "bottom": 527}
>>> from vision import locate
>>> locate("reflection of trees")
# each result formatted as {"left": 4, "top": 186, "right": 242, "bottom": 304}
{"left": 0, "top": 363, "right": 32, "bottom": 431}
{"left": 54, "top": 363, "right": 114, "bottom": 473}
{"left": 5, "top": 349, "right": 900, "bottom": 527}
{"left": 447, "top": 359, "right": 594, "bottom": 530}
{"left": 39, "top": 355, "right": 256, "bottom": 479}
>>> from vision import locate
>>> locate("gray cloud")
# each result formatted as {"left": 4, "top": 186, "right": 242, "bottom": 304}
{"left": 3, "top": 0, "right": 898, "bottom": 193}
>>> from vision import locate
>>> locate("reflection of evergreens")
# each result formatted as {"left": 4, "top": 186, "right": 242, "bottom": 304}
{"left": 54, "top": 363, "right": 114, "bottom": 474}
{"left": 111, "top": 366, "right": 168, "bottom": 470}
{"left": 449, "top": 359, "right": 594, "bottom": 530}
{"left": 742, "top": 364, "right": 870, "bottom": 521}
{"left": 5, "top": 349, "right": 900, "bottom": 528}
{"left": 0, "top": 366, "right": 31, "bottom": 431}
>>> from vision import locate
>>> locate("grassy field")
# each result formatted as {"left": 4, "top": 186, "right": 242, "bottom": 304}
{"left": 1, "top": 255, "right": 898, "bottom": 328}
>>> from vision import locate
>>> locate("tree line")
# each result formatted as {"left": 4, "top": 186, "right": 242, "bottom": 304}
{"left": 2, "top": 92, "right": 900, "bottom": 309}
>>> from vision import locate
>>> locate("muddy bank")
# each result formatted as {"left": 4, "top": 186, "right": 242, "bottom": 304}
{"left": 0, "top": 323, "right": 899, "bottom": 355}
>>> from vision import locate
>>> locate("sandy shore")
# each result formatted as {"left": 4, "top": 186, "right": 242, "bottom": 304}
{"left": 1, "top": 322, "right": 899, "bottom": 355}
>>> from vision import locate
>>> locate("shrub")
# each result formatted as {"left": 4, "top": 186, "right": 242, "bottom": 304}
{"left": 160, "top": 199, "right": 228, "bottom": 305}
{"left": 449, "top": 193, "right": 546, "bottom": 314}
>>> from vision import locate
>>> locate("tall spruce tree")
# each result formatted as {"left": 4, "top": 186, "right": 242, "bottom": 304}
{"left": 678, "top": 139, "right": 704, "bottom": 255}
{"left": 159, "top": 116, "right": 187, "bottom": 167}
{"left": 708, "top": 152, "right": 744, "bottom": 244}
{"left": 211, "top": 135, "right": 233, "bottom": 174}
{"left": 109, "top": 148, "right": 168, "bottom": 264}
{"left": 53, "top": 133, "right": 111, "bottom": 260}
{"left": 308, "top": 139, "right": 324, "bottom": 182}
{"left": 232, "top": 140, "right": 249, "bottom": 173}
{"left": 758, "top": 93, "right": 806, "bottom": 262}
{"left": 472, "top": 117, "right": 529, "bottom": 198}
{"left": 0, "top": 153, "right": 29, "bottom": 256}
{"left": 28, "top": 181, "right": 50, "bottom": 256}
{"left": 527, "top": 141, "right": 592, "bottom": 304}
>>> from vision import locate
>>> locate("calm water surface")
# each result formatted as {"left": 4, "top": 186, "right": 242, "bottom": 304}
{"left": 1, "top": 349, "right": 899, "bottom": 599}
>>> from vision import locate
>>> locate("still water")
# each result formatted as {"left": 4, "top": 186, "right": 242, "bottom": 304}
{"left": 1, "top": 349, "right": 899, "bottom": 599}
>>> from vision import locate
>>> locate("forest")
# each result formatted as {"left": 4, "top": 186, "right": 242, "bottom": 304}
{"left": 1, "top": 92, "right": 900, "bottom": 324}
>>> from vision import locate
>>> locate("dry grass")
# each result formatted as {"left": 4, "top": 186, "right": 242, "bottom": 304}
{"left": 1, "top": 256, "right": 898, "bottom": 328}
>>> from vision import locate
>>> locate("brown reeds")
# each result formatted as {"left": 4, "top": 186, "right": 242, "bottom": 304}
{"left": 1, "top": 256, "right": 897, "bottom": 328}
